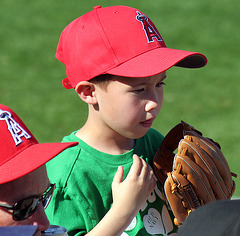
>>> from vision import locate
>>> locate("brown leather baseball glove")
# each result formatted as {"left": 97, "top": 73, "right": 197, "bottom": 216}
{"left": 153, "top": 121, "right": 237, "bottom": 226}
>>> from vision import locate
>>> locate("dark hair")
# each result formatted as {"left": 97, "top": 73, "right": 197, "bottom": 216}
{"left": 89, "top": 74, "right": 113, "bottom": 89}
{"left": 90, "top": 74, "right": 113, "bottom": 83}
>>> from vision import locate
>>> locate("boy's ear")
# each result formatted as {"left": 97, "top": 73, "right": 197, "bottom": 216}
{"left": 75, "top": 81, "right": 97, "bottom": 104}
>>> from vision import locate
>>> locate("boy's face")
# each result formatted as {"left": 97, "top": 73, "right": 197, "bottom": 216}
{"left": 94, "top": 72, "right": 166, "bottom": 139}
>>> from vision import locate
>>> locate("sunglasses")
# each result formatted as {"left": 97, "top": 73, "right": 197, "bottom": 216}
{"left": 0, "top": 183, "right": 55, "bottom": 221}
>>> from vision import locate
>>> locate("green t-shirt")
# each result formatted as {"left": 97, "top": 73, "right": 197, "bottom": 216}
{"left": 46, "top": 128, "right": 178, "bottom": 236}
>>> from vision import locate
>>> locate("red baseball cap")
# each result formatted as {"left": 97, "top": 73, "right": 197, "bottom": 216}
{"left": 56, "top": 5, "right": 207, "bottom": 89}
{"left": 0, "top": 104, "right": 78, "bottom": 184}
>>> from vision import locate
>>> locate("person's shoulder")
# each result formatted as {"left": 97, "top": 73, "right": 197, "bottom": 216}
{"left": 147, "top": 128, "right": 164, "bottom": 137}
{"left": 49, "top": 131, "right": 80, "bottom": 161}
{"left": 146, "top": 128, "right": 164, "bottom": 143}
{"left": 135, "top": 128, "right": 164, "bottom": 161}
{"left": 178, "top": 199, "right": 240, "bottom": 236}
{"left": 61, "top": 130, "right": 79, "bottom": 143}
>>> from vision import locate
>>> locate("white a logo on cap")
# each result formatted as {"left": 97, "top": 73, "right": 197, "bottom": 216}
{"left": 0, "top": 109, "right": 31, "bottom": 146}
{"left": 136, "top": 11, "right": 163, "bottom": 43}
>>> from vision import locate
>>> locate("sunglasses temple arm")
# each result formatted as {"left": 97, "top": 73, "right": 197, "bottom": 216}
{"left": 0, "top": 203, "right": 13, "bottom": 209}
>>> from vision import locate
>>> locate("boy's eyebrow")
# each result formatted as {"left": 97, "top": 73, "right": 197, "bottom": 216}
{"left": 116, "top": 73, "right": 167, "bottom": 86}
{"left": 134, "top": 74, "right": 167, "bottom": 85}
{"left": 161, "top": 75, "right": 167, "bottom": 81}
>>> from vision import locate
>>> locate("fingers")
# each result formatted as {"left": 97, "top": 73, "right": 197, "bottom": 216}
{"left": 111, "top": 155, "right": 157, "bottom": 217}
{"left": 149, "top": 169, "right": 157, "bottom": 191}
{"left": 131, "top": 154, "right": 154, "bottom": 179}
{"left": 144, "top": 164, "right": 157, "bottom": 192}
{"left": 129, "top": 154, "right": 157, "bottom": 190}
{"left": 112, "top": 166, "right": 124, "bottom": 185}
{"left": 131, "top": 154, "right": 143, "bottom": 176}
{"left": 113, "top": 155, "right": 156, "bottom": 193}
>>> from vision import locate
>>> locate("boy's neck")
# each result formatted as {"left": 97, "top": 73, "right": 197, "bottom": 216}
{"left": 75, "top": 126, "right": 135, "bottom": 155}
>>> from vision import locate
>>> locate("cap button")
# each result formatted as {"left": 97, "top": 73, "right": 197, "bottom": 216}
{"left": 62, "top": 78, "right": 73, "bottom": 89}
{"left": 93, "top": 5, "right": 101, "bottom": 10}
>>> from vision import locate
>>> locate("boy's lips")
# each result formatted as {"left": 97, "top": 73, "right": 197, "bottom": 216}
{"left": 140, "top": 118, "right": 154, "bottom": 128}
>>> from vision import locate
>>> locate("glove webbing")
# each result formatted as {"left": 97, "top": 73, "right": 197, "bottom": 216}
{"left": 153, "top": 121, "right": 200, "bottom": 184}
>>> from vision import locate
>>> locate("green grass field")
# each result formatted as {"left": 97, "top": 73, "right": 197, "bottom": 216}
{"left": 1, "top": 0, "right": 239, "bottom": 197}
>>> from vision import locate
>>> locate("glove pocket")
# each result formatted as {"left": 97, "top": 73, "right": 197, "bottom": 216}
{"left": 173, "top": 154, "right": 216, "bottom": 203}
{"left": 164, "top": 170, "right": 200, "bottom": 226}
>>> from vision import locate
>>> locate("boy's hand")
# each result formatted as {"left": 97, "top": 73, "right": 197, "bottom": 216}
{"left": 86, "top": 155, "right": 156, "bottom": 236}
{"left": 111, "top": 154, "right": 156, "bottom": 219}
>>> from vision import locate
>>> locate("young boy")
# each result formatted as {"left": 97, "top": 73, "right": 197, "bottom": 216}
{"left": 46, "top": 5, "right": 207, "bottom": 236}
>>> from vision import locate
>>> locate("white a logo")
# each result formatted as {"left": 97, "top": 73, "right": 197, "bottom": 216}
{"left": 0, "top": 109, "right": 31, "bottom": 146}
{"left": 136, "top": 11, "right": 163, "bottom": 43}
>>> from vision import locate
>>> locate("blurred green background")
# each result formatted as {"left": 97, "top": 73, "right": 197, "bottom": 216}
{"left": 1, "top": 0, "right": 239, "bottom": 197}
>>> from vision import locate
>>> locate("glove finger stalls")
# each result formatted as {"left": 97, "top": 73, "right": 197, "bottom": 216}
{"left": 188, "top": 133, "right": 235, "bottom": 194}
{"left": 179, "top": 138, "right": 232, "bottom": 199}
{"left": 186, "top": 130, "right": 230, "bottom": 169}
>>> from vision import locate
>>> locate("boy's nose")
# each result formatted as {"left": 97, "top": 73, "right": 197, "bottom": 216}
{"left": 145, "top": 89, "right": 164, "bottom": 112}
{"left": 145, "top": 99, "right": 159, "bottom": 112}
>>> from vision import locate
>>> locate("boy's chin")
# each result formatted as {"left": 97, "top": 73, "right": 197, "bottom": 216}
{"left": 129, "top": 128, "right": 151, "bottom": 140}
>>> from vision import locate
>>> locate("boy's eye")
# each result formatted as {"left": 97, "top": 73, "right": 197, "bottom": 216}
{"left": 133, "top": 88, "right": 144, "bottom": 93}
{"left": 156, "top": 82, "right": 166, "bottom": 88}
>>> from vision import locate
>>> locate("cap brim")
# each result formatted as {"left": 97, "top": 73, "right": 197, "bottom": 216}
{"left": 107, "top": 47, "right": 207, "bottom": 77}
{"left": 0, "top": 142, "right": 77, "bottom": 184}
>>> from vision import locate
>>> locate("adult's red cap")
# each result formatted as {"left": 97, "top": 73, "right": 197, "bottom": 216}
{"left": 57, "top": 5, "right": 207, "bottom": 89}
{"left": 0, "top": 104, "right": 78, "bottom": 184}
